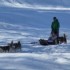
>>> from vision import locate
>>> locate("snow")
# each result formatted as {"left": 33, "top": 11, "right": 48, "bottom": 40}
{"left": 0, "top": 0, "right": 70, "bottom": 70}
{"left": 1, "top": 0, "right": 70, "bottom": 11}
{"left": 0, "top": 53, "right": 70, "bottom": 70}
{"left": 0, "top": 25, "right": 69, "bottom": 70}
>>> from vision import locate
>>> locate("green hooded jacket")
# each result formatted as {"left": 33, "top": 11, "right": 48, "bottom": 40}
{"left": 51, "top": 19, "right": 60, "bottom": 31}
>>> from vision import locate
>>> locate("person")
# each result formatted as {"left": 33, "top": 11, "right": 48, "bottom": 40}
{"left": 51, "top": 17, "right": 60, "bottom": 44}
{"left": 51, "top": 17, "right": 60, "bottom": 37}
{"left": 48, "top": 33, "right": 57, "bottom": 44}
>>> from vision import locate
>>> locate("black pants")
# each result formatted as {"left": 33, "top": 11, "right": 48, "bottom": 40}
{"left": 51, "top": 29, "right": 59, "bottom": 44}
{"left": 51, "top": 29, "right": 59, "bottom": 37}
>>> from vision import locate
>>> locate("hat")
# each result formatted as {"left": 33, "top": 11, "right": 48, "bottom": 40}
{"left": 53, "top": 17, "right": 57, "bottom": 20}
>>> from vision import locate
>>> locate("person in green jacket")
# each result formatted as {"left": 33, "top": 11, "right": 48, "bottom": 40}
{"left": 51, "top": 17, "right": 60, "bottom": 37}
{"left": 51, "top": 17, "right": 60, "bottom": 44}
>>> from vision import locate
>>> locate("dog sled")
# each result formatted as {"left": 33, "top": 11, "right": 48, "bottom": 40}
{"left": 39, "top": 34, "right": 67, "bottom": 46}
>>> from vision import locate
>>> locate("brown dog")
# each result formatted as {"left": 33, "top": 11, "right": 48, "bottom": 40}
{"left": 58, "top": 34, "right": 67, "bottom": 44}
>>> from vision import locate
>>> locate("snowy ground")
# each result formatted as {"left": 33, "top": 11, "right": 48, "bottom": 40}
{"left": 0, "top": 53, "right": 70, "bottom": 70}
{"left": 0, "top": 23, "right": 69, "bottom": 70}
{"left": 0, "top": 0, "right": 70, "bottom": 70}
